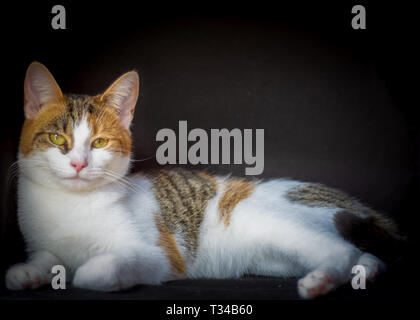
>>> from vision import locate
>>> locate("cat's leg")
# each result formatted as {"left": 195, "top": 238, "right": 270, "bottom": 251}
{"left": 221, "top": 204, "right": 363, "bottom": 298}
{"left": 242, "top": 217, "right": 362, "bottom": 299}
{"left": 252, "top": 240, "right": 361, "bottom": 299}
{"left": 356, "top": 252, "right": 386, "bottom": 281}
{"left": 72, "top": 245, "right": 171, "bottom": 292}
{"left": 297, "top": 244, "right": 361, "bottom": 299}
{"left": 297, "top": 250, "right": 386, "bottom": 298}
{"left": 5, "top": 250, "right": 63, "bottom": 290}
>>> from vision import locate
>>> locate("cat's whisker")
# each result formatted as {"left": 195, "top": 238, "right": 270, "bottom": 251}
{"left": 130, "top": 156, "right": 154, "bottom": 163}
{"left": 105, "top": 170, "right": 144, "bottom": 190}
{"left": 99, "top": 174, "right": 138, "bottom": 192}
{"left": 7, "top": 159, "right": 51, "bottom": 185}
{"left": 87, "top": 168, "right": 140, "bottom": 192}
{"left": 101, "top": 171, "right": 141, "bottom": 192}
{"left": 103, "top": 176, "right": 138, "bottom": 192}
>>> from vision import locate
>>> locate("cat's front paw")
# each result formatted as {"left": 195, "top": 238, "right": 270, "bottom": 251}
{"left": 5, "top": 263, "right": 46, "bottom": 290}
{"left": 72, "top": 254, "right": 126, "bottom": 292}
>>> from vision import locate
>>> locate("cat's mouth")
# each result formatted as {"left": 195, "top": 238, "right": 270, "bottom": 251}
{"left": 55, "top": 168, "right": 106, "bottom": 185}
{"left": 63, "top": 175, "right": 91, "bottom": 182}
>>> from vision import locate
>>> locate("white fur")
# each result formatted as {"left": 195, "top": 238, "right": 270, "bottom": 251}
{"left": 190, "top": 179, "right": 361, "bottom": 282}
{"left": 6, "top": 125, "right": 382, "bottom": 297}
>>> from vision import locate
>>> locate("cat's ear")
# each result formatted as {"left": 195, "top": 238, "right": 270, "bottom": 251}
{"left": 100, "top": 71, "right": 139, "bottom": 129}
{"left": 24, "top": 62, "right": 63, "bottom": 120}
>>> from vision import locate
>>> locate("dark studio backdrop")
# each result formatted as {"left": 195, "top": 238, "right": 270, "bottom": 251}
{"left": 0, "top": 0, "right": 418, "bottom": 311}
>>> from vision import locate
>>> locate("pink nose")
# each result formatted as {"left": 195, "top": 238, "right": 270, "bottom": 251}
{"left": 71, "top": 160, "right": 88, "bottom": 173}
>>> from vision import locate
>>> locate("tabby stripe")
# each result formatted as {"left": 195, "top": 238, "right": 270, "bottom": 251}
{"left": 155, "top": 214, "right": 186, "bottom": 277}
{"left": 152, "top": 169, "right": 218, "bottom": 258}
{"left": 285, "top": 184, "right": 363, "bottom": 212}
{"left": 169, "top": 170, "right": 197, "bottom": 217}
{"left": 218, "top": 178, "right": 255, "bottom": 227}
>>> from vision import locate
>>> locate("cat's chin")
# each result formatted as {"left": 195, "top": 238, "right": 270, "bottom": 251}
{"left": 57, "top": 175, "right": 110, "bottom": 192}
{"left": 58, "top": 178, "right": 93, "bottom": 191}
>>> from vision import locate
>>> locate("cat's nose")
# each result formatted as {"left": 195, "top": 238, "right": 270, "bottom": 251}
{"left": 71, "top": 160, "right": 88, "bottom": 173}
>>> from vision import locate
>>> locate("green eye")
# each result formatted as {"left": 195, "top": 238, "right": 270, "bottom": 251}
{"left": 92, "top": 137, "right": 108, "bottom": 149}
{"left": 49, "top": 133, "right": 66, "bottom": 146}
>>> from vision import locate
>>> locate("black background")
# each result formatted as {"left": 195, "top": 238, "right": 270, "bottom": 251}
{"left": 0, "top": 0, "right": 418, "bottom": 313}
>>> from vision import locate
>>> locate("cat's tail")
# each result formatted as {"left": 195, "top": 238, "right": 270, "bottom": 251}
{"left": 334, "top": 210, "right": 407, "bottom": 263}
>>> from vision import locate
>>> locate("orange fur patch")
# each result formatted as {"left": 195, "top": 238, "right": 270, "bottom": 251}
{"left": 155, "top": 215, "right": 186, "bottom": 277}
{"left": 20, "top": 100, "right": 67, "bottom": 156}
{"left": 196, "top": 171, "right": 219, "bottom": 187}
{"left": 88, "top": 95, "right": 131, "bottom": 155}
{"left": 218, "top": 178, "right": 255, "bottom": 227}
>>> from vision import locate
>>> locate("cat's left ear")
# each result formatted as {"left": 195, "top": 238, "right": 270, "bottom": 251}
{"left": 24, "top": 62, "right": 63, "bottom": 119}
{"left": 100, "top": 71, "right": 139, "bottom": 129}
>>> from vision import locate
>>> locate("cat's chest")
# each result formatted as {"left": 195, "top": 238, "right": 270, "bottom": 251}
{"left": 18, "top": 178, "right": 139, "bottom": 268}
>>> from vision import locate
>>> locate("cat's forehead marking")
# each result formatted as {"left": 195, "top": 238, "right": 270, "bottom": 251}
{"left": 65, "top": 94, "right": 100, "bottom": 124}
{"left": 37, "top": 95, "right": 100, "bottom": 136}
{"left": 73, "top": 118, "right": 91, "bottom": 149}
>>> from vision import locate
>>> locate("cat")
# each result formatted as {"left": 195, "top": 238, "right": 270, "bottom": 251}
{"left": 5, "top": 62, "right": 403, "bottom": 299}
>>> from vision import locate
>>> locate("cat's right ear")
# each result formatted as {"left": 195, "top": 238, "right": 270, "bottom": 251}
{"left": 24, "top": 62, "right": 63, "bottom": 119}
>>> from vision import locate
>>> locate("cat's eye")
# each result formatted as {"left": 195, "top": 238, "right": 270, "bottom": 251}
{"left": 49, "top": 133, "right": 66, "bottom": 146}
{"left": 92, "top": 138, "right": 108, "bottom": 149}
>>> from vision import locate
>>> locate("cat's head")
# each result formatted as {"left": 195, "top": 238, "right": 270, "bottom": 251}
{"left": 19, "top": 62, "right": 139, "bottom": 191}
